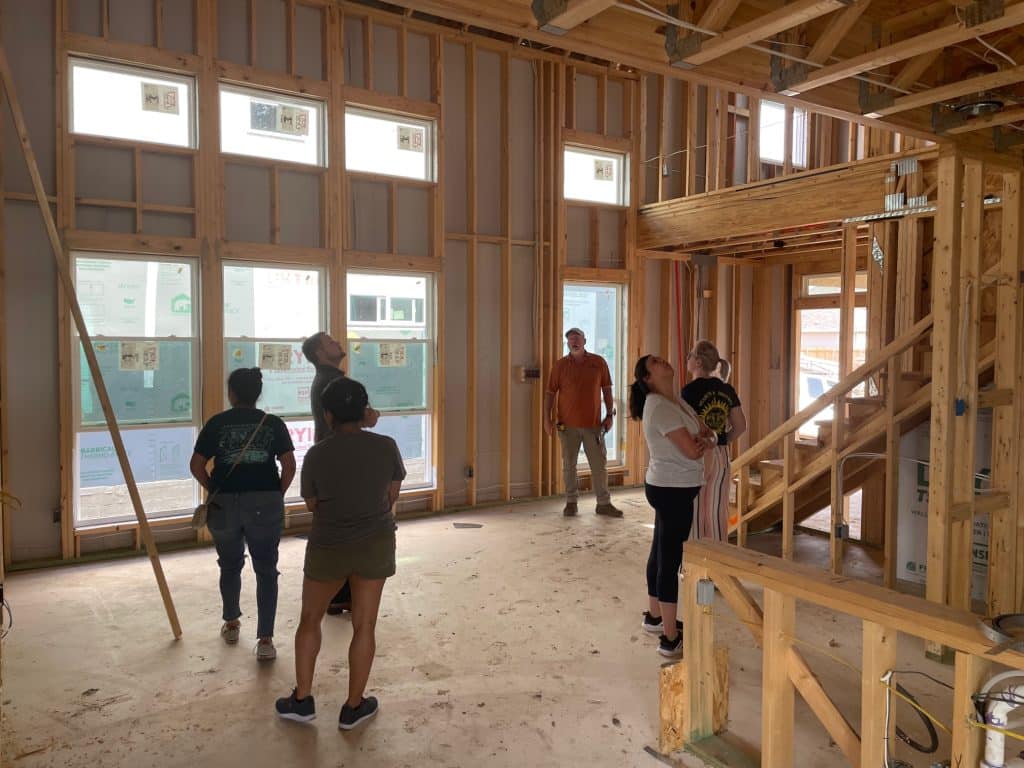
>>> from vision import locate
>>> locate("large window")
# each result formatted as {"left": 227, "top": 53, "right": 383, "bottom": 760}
{"left": 347, "top": 272, "right": 435, "bottom": 489}
{"left": 70, "top": 57, "right": 196, "bottom": 148}
{"left": 345, "top": 107, "right": 435, "bottom": 181}
{"left": 73, "top": 254, "right": 199, "bottom": 526}
{"left": 220, "top": 85, "right": 326, "bottom": 166}
{"left": 563, "top": 146, "right": 628, "bottom": 206}
{"left": 562, "top": 283, "right": 626, "bottom": 464}
{"left": 759, "top": 100, "right": 807, "bottom": 168}
{"left": 223, "top": 264, "right": 325, "bottom": 499}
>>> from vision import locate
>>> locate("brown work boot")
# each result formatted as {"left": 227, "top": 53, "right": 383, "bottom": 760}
{"left": 562, "top": 502, "right": 578, "bottom": 517}
{"left": 595, "top": 502, "right": 623, "bottom": 518}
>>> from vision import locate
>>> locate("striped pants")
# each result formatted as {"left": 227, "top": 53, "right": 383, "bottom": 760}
{"left": 694, "top": 445, "right": 731, "bottom": 541}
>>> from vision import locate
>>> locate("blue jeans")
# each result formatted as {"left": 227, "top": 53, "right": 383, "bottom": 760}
{"left": 207, "top": 490, "right": 284, "bottom": 638}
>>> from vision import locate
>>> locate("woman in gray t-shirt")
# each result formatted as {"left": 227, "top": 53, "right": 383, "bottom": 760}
{"left": 276, "top": 377, "right": 405, "bottom": 730}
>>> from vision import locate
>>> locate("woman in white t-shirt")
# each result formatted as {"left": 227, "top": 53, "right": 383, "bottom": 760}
{"left": 628, "top": 354, "right": 716, "bottom": 658}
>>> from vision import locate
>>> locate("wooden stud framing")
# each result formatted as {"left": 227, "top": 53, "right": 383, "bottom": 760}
{"left": 949, "top": 158, "right": 983, "bottom": 613}
{"left": 926, "top": 149, "right": 964, "bottom": 629}
{"left": 990, "top": 170, "right": 1023, "bottom": 614}
{"left": 466, "top": 42, "right": 477, "bottom": 506}
{"left": 950, "top": 651, "right": 990, "bottom": 767}
{"left": 681, "top": 563, "right": 715, "bottom": 742}
{"left": 501, "top": 50, "right": 511, "bottom": 501}
{"left": 761, "top": 588, "right": 796, "bottom": 766}
{"left": 859, "top": 621, "right": 896, "bottom": 768}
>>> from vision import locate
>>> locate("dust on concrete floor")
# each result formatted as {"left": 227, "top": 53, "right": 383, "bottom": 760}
{"left": 1, "top": 490, "right": 956, "bottom": 768}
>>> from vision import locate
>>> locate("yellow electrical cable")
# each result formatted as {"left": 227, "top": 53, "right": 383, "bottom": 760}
{"left": 967, "top": 718, "right": 1024, "bottom": 743}
{"left": 879, "top": 681, "right": 953, "bottom": 737}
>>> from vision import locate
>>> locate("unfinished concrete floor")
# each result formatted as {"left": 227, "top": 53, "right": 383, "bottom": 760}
{"left": 1, "top": 490, "right": 956, "bottom": 767}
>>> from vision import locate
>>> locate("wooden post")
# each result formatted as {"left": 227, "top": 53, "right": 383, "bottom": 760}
{"left": 883, "top": 356, "right": 900, "bottom": 588}
{"left": 859, "top": 621, "right": 897, "bottom": 768}
{"left": 782, "top": 432, "right": 795, "bottom": 560}
{"left": 950, "top": 652, "right": 989, "bottom": 767}
{"left": 949, "top": 158, "right": 983, "bottom": 612}
{"left": 926, "top": 149, "right": 964, "bottom": 641}
{"left": 682, "top": 563, "right": 716, "bottom": 742}
{"left": 762, "top": 588, "right": 795, "bottom": 767}
{"left": 0, "top": 46, "right": 182, "bottom": 639}
{"left": 990, "top": 169, "right": 1023, "bottom": 615}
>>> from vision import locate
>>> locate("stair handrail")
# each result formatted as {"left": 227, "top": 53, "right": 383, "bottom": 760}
{"left": 731, "top": 313, "right": 934, "bottom": 473}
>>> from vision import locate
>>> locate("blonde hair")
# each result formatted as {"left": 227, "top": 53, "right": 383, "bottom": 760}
{"left": 692, "top": 340, "right": 731, "bottom": 382}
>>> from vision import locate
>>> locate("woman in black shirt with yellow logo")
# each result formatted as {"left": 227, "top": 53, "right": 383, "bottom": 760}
{"left": 682, "top": 341, "right": 746, "bottom": 541}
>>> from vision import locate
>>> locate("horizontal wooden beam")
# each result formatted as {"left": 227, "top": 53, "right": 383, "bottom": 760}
{"left": 537, "top": 0, "right": 616, "bottom": 31}
{"left": 871, "top": 63, "right": 1024, "bottom": 118}
{"left": 943, "top": 105, "right": 1024, "bottom": 136}
{"left": 688, "top": 540, "right": 1024, "bottom": 665}
{"left": 639, "top": 149, "right": 937, "bottom": 248}
{"left": 807, "top": 0, "right": 871, "bottom": 64}
{"left": 698, "top": 0, "right": 744, "bottom": 31}
{"left": 783, "top": 2, "right": 1024, "bottom": 94}
{"left": 682, "top": 0, "right": 847, "bottom": 67}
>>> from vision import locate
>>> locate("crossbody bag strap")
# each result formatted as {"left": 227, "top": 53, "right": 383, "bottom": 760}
{"left": 207, "top": 412, "right": 269, "bottom": 503}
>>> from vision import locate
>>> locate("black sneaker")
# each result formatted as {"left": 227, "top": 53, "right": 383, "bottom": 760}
{"left": 339, "top": 696, "right": 379, "bottom": 730}
{"left": 642, "top": 611, "right": 663, "bottom": 633}
{"left": 276, "top": 689, "right": 316, "bottom": 722}
{"left": 658, "top": 633, "right": 683, "bottom": 658}
{"left": 642, "top": 612, "right": 682, "bottom": 634}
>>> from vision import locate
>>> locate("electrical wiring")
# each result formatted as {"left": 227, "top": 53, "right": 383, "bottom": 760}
{"left": 968, "top": 717, "right": 1024, "bottom": 743}
{"left": 1, "top": 598, "right": 12, "bottom": 640}
{"left": 890, "top": 670, "right": 954, "bottom": 691}
{"left": 880, "top": 679, "right": 953, "bottom": 737}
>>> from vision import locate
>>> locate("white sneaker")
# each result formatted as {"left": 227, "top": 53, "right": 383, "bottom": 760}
{"left": 255, "top": 640, "right": 277, "bottom": 661}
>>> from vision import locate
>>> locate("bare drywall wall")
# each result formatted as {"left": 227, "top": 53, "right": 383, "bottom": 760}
{"left": 4, "top": 203, "right": 62, "bottom": 561}
{"left": 372, "top": 24, "right": 400, "bottom": 96}
{"left": 574, "top": 72, "right": 598, "bottom": 134}
{"left": 475, "top": 49, "right": 502, "bottom": 237}
{"left": 224, "top": 163, "right": 272, "bottom": 243}
{"left": 2, "top": 0, "right": 61, "bottom": 562}
{"left": 443, "top": 41, "right": 467, "bottom": 234}
{"left": 510, "top": 246, "right": 536, "bottom": 496}
{"left": 443, "top": 240, "right": 469, "bottom": 506}
{"left": 109, "top": 0, "right": 155, "bottom": 47}
{"left": 510, "top": 57, "right": 535, "bottom": 242}
{"left": 474, "top": 244, "right": 502, "bottom": 501}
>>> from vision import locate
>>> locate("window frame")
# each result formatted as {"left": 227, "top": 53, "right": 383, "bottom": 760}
{"left": 344, "top": 105, "right": 437, "bottom": 182}
{"left": 346, "top": 270, "right": 437, "bottom": 491}
{"left": 561, "top": 281, "right": 628, "bottom": 468}
{"left": 221, "top": 261, "right": 327, "bottom": 501}
{"left": 758, "top": 100, "right": 808, "bottom": 170}
{"left": 71, "top": 252, "right": 201, "bottom": 528}
{"left": 218, "top": 83, "right": 328, "bottom": 167}
{"left": 68, "top": 56, "right": 198, "bottom": 149}
{"left": 562, "top": 144, "right": 630, "bottom": 207}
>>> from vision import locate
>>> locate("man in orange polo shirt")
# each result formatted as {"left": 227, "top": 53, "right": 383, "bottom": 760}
{"left": 544, "top": 328, "right": 623, "bottom": 518}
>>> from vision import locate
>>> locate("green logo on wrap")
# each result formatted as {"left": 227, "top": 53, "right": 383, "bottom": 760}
{"left": 171, "top": 393, "right": 191, "bottom": 414}
{"left": 170, "top": 294, "right": 191, "bottom": 314}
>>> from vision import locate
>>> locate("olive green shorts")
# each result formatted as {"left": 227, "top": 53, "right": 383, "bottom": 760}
{"left": 303, "top": 528, "right": 396, "bottom": 582}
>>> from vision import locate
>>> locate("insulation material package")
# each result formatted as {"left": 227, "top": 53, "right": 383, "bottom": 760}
{"left": 896, "top": 411, "right": 992, "bottom": 601}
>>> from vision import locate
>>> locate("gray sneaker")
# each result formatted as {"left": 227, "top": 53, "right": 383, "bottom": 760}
{"left": 255, "top": 640, "right": 276, "bottom": 661}
{"left": 563, "top": 502, "right": 578, "bottom": 517}
{"left": 221, "top": 622, "right": 240, "bottom": 645}
{"left": 595, "top": 503, "right": 623, "bottom": 517}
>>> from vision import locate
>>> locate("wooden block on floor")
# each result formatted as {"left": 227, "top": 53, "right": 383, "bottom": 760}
{"left": 684, "top": 735, "right": 759, "bottom": 768}
{"left": 659, "top": 647, "right": 729, "bottom": 754}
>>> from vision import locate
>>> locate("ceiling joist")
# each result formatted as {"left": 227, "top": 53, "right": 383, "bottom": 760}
{"left": 870, "top": 63, "right": 1024, "bottom": 117}
{"left": 783, "top": 2, "right": 1024, "bottom": 94}
{"left": 806, "top": 0, "right": 872, "bottom": 64}
{"left": 531, "top": 0, "right": 616, "bottom": 32}
{"left": 698, "top": 0, "right": 746, "bottom": 31}
{"left": 678, "top": 0, "right": 848, "bottom": 67}
{"left": 942, "top": 105, "right": 1024, "bottom": 134}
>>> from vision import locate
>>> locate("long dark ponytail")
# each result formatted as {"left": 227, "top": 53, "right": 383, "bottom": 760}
{"left": 628, "top": 355, "right": 653, "bottom": 420}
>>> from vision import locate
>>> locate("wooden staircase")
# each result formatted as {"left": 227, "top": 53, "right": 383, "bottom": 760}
{"left": 728, "top": 314, "right": 998, "bottom": 583}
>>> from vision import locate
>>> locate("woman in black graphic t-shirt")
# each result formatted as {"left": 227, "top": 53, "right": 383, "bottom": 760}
{"left": 682, "top": 341, "right": 746, "bottom": 541}
{"left": 190, "top": 367, "right": 295, "bottom": 660}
